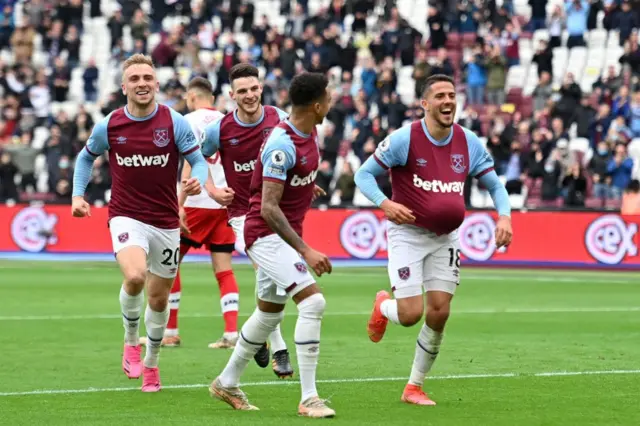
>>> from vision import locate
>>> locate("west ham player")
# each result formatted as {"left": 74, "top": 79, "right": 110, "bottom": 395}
{"left": 209, "top": 72, "right": 336, "bottom": 418}
{"left": 201, "top": 63, "right": 293, "bottom": 377}
{"left": 139, "top": 77, "right": 237, "bottom": 348}
{"left": 71, "top": 54, "right": 211, "bottom": 392}
{"left": 354, "top": 74, "right": 513, "bottom": 406}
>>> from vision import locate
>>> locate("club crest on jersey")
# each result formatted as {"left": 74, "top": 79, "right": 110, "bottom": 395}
{"left": 118, "top": 232, "right": 129, "bottom": 243}
{"left": 398, "top": 267, "right": 410, "bottom": 280}
{"left": 450, "top": 154, "right": 466, "bottom": 173}
{"left": 262, "top": 128, "right": 274, "bottom": 141}
{"left": 153, "top": 128, "right": 170, "bottom": 148}
{"left": 230, "top": 138, "right": 240, "bottom": 146}
{"left": 294, "top": 262, "right": 308, "bottom": 273}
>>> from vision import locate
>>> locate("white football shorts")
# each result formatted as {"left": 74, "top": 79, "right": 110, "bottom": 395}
{"left": 387, "top": 222, "right": 460, "bottom": 299}
{"left": 109, "top": 216, "right": 180, "bottom": 279}
{"left": 229, "top": 215, "right": 247, "bottom": 255}
{"left": 247, "top": 234, "right": 315, "bottom": 305}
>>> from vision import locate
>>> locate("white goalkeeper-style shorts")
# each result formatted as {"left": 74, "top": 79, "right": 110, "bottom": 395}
{"left": 387, "top": 222, "right": 460, "bottom": 299}
{"left": 229, "top": 215, "right": 247, "bottom": 255}
{"left": 109, "top": 216, "right": 180, "bottom": 279}
{"left": 247, "top": 234, "right": 315, "bottom": 305}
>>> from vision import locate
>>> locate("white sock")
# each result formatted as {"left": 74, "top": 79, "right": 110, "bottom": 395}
{"left": 219, "top": 309, "right": 283, "bottom": 388}
{"left": 268, "top": 324, "right": 288, "bottom": 353}
{"left": 119, "top": 285, "right": 143, "bottom": 346}
{"left": 408, "top": 324, "right": 443, "bottom": 387}
{"left": 143, "top": 305, "right": 170, "bottom": 368}
{"left": 223, "top": 331, "right": 239, "bottom": 340}
{"left": 295, "top": 293, "right": 326, "bottom": 403}
{"left": 380, "top": 299, "right": 401, "bottom": 325}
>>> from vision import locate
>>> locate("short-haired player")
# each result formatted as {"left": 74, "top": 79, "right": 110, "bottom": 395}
{"left": 209, "top": 72, "right": 336, "bottom": 418}
{"left": 201, "top": 63, "right": 298, "bottom": 378}
{"left": 71, "top": 54, "right": 214, "bottom": 392}
{"left": 355, "top": 74, "right": 513, "bottom": 405}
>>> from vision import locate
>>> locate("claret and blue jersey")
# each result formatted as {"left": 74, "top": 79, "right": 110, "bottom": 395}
{"left": 355, "top": 119, "right": 510, "bottom": 235}
{"left": 72, "top": 103, "right": 209, "bottom": 229}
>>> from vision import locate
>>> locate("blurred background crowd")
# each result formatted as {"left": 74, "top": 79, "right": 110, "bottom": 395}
{"left": 0, "top": 0, "right": 639, "bottom": 213}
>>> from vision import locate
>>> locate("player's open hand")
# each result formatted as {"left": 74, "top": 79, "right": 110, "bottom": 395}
{"left": 179, "top": 207, "right": 190, "bottom": 234}
{"left": 380, "top": 199, "right": 416, "bottom": 225}
{"left": 312, "top": 185, "right": 326, "bottom": 202}
{"left": 495, "top": 215, "right": 513, "bottom": 248}
{"left": 301, "top": 247, "right": 332, "bottom": 277}
{"left": 71, "top": 196, "right": 91, "bottom": 217}
{"left": 206, "top": 183, "right": 235, "bottom": 206}
{"left": 182, "top": 178, "right": 202, "bottom": 196}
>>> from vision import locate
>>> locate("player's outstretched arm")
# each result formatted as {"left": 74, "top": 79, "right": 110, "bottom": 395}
{"left": 71, "top": 117, "right": 110, "bottom": 217}
{"left": 261, "top": 181, "right": 332, "bottom": 276}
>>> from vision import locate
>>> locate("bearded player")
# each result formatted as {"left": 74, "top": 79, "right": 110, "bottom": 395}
{"left": 201, "top": 63, "right": 294, "bottom": 378}
{"left": 354, "top": 74, "right": 513, "bottom": 406}
{"left": 209, "top": 72, "right": 336, "bottom": 418}
{"left": 71, "top": 54, "right": 213, "bottom": 392}
{"left": 139, "top": 77, "right": 237, "bottom": 348}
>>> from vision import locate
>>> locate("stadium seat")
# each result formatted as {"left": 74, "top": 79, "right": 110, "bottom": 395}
{"left": 605, "top": 198, "right": 622, "bottom": 210}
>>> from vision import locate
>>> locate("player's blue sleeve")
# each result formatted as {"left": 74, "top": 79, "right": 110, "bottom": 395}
{"left": 478, "top": 170, "right": 511, "bottom": 217}
{"left": 354, "top": 157, "right": 389, "bottom": 206}
{"left": 464, "top": 127, "right": 495, "bottom": 178}
{"left": 170, "top": 109, "right": 200, "bottom": 155}
{"left": 183, "top": 150, "right": 208, "bottom": 186}
{"left": 274, "top": 107, "right": 289, "bottom": 121}
{"left": 72, "top": 116, "right": 110, "bottom": 197}
{"left": 201, "top": 119, "right": 222, "bottom": 157}
{"left": 372, "top": 125, "right": 411, "bottom": 169}
{"left": 261, "top": 128, "right": 296, "bottom": 182}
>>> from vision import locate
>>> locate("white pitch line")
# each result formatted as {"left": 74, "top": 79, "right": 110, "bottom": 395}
{"left": 1, "top": 306, "right": 639, "bottom": 322}
{"left": 1, "top": 369, "right": 639, "bottom": 397}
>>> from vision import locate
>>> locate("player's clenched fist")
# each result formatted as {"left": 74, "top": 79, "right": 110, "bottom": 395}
{"left": 71, "top": 196, "right": 91, "bottom": 217}
{"left": 301, "top": 247, "right": 332, "bottom": 277}
{"left": 182, "top": 177, "right": 202, "bottom": 196}
{"left": 495, "top": 215, "right": 513, "bottom": 248}
{"left": 205, "top": 181, "right": 235, "bottom": 206}
{"left": 380, "top": 199, "right": 416, "bottom": 225}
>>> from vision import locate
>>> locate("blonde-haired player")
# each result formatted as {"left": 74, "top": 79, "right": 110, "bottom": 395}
{"left": 72, "top": 54, "right": 228, "bottom": 392}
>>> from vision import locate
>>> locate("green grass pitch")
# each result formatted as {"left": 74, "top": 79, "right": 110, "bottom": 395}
{"left": 1, "top": 261, "right": 639, "bottom": 425}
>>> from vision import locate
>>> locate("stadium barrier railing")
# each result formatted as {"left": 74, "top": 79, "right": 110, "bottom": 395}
{"left": 1, "top": 205, "right": 639, "bottom": 269}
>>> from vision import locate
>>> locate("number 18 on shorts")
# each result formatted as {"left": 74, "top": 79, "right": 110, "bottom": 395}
{"left": 387, "top": 222, "right": 460, "bottom": 299}
{"left": 109, "top": 216, "right": 180, "bottom": 279}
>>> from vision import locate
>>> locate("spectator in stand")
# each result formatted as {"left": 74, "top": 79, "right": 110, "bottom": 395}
{"left": 565, "top": 0, "right": 589, "bottom": 48}
{"left": 527, "top": 141, "right": 546, "bottom": 180}
{"left": 430, "top": 48, "right": 454, "bottom": 77}
{"left": 83, "top": 58, "right": 99, "bottom": 102}
{"left": 333, "top": 162, "right": 356, "bottom": 205}
{"left": 547, "top": 5, "right": 564, "bottom": 48}
{"left": 542, "top": 149, "right": 563, "bottom": 200}
{"left": 503, "top": 140, "right": 527, "bottom": 194}
{"left": 554, "top": 73, "right": 583, "bottom": 127}
{"left": 607, "top": 115, "right": 634, "bottom": 144}
{"left": 620, "top": 33, "right": 640, "bottom": 76}
{"left": 50, "top": 57, "right": 71, "bottom": 102}
{"left": 590, "top": 104, "right": 613, "bottom": 147}
{"left": 608, "top": 143, "right": 634, "bottom": 198}
{"left": 631, "top": 91, "right": 640, "bottom": 137}
{"left": 427, "top": 6, "right": 447, "bottom": 50}
{"left": 459, "top": 105, "right": 483, "bottom": 136}
{"left": 574, "top": 96, "right": 597, "bottom": 139}
{"left": 533, "top": 71, "right": 553, "bottom": 112}
{"left": 486, "top": 44, "right": 507, "bottom": 105}
{"left": 532, "top": 39, "right": 553, "bottom": 78}
{"left": 464, "top": 43, "right": 487, "bottom": 104}
{"left": 0, "top": 151, "right": 18, "bottom": 202}
{"left": 455, "top": 0, "right": 480, "bottom": 33}
{"left": 613, "top": 0, "right": 639, "bottom": 47}
{"left": 590, "top": 140, "right": 613, "bottom": 199}
{"left": 3, "top": 132, "right": 39, "bottom": 193}
{"left": 529, "top": 0, "right": 548, "bottom": 31}
{"left": 10, "top": 17, "right": 35, "bottom": 65}
{"left": 562, "top": 163, "right": 588, "bottom": 207}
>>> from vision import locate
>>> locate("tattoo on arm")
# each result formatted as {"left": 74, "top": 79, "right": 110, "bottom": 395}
{"left": 260, "top": 181, "right": 308, "bottom": 254}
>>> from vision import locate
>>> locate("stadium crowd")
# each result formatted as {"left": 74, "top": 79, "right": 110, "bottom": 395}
{"left": 0, "top": 0, "right": 639, "bottom": 212}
